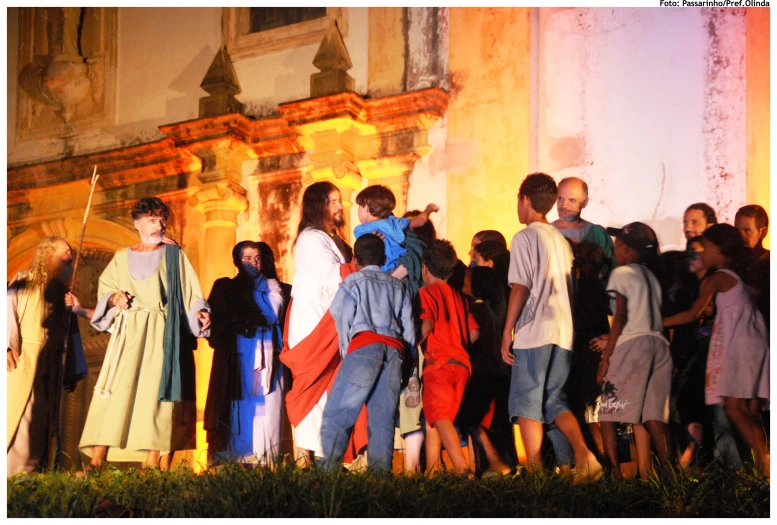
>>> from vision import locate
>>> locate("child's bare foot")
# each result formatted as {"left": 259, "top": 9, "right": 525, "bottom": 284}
{"left": 571, "top": 455, "right": 604, "bottom": 484}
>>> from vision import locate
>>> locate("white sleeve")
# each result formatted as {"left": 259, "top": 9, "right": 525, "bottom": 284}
{"left": 293, "top": 230, "right": 344, "bottom": 305}
{"left": 605, "top": 265, "right": 632, "bottom": 311}
{"left": 508, "top": 231, "right": 534, "bottom": 289}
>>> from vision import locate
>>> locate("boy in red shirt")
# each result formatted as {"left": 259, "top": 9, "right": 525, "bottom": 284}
{"left": 418, "top": 240, "right": 480, "bottom": 476}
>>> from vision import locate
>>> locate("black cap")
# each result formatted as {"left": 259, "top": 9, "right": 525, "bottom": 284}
{"left": 606, "top": 222, "right": 659, "bottom": 253}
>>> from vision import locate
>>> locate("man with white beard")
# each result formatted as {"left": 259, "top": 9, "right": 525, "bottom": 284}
{"left": 78, "top": 197, "right": 211, "bottom": 473}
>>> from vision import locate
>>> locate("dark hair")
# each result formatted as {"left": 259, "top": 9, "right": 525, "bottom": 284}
{"left": 703, "top": 223, "right": 746, "bottom": 259}
{"left": 355, "top": 185, "right": 396, "bottom": 219}
{"left": 232, "top": 240, "right": 260, "bottom": 268}
{"left": 131, "top": 197, "right": 170, "bottom": 221}
{"left": 257, "top": 241, "right": 278, "bottom": 280}
{"left": 519, "top": 173, "right": 558, "bottom": 216}
{"left": 657, "top": 250, "right": 687, "bottom": 295}
{"left": 470, "top": 266, "right": 504, "bottom": 306}
{"left": 473, "top": 230, "right": 507, "bottom": 250}
{"left": 354, "top": 233, "right": 386, "bottom": 267}
{"left": 403, "top": 209, "right": 437, "bottom": 246}
{"left": 473, "top": 240, "right": 509, "bottom": 263}
{"left": 735, "top": 204, "right": 769, "bottom": 230}
{"left": 685, "top": 203, "right": 718, "bottom": 226}
{"left": 703, "top": 223, "right": 751, "bottom": 279}
{"left": 296, "top": 181, "right": 341, "bottom": 241}
{"left": 573, "top": 241, "right": 609, "bottom": 278}
{"left": 687, "top": 235, "right": 705, "bottom": 250}
{"left": 422, "top": 239, "right": 458, "bottom": 280}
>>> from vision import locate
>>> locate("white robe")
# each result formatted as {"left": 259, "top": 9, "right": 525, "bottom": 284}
{"left": 229, "top": 277, "right": 285, "bottom": 464}
{"left": 287, "top": 228, "right": 346, "bottom": 456}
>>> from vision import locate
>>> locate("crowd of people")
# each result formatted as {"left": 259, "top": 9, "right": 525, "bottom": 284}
{"left": 7, "top": 175, "right": 770, "bottom": 482}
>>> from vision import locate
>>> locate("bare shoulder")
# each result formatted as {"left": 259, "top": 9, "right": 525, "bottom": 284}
{"left": 711, "top": 270, "right": 738, "bottom": 293}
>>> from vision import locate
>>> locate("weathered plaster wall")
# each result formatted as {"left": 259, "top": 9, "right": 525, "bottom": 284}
{"left": 538, "top": 8, "right": 748, "bottom": 252}
{"left": 446, "top": 7, "right": 532, "bottom": 258}
{"left": 7, "top": 8, "right": 20, "bottom": 159}
{"left": 746, "top": 8, "right": 769, "bottom": 249}
{"left": 367, "top": 7, "right": 406, "bottom": 97}
{"left": 8, "top": 8, "right": 223, "bottom": 165}
{"left": 7, "top": 8, "right": 369, "bottom": 166}
{"left": 234, "top": 8, "right": 368, "bottom": 117}
{"left": 407, "top": 117, "right": 449, "bottom": 240}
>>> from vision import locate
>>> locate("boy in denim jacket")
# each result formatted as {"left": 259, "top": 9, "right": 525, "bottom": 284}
{"left": 320, "top": 234, "right": 416, "bottom": 473}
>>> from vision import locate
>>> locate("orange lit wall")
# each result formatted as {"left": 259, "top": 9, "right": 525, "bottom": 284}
{"left": 368, "top": 7, "right": 406, "bottom": 97}
{"left": 746, "top": 9, "right": 769, "bottom": 249}
{"left": 446, "top": 7, "right": 531, "bottom": 258}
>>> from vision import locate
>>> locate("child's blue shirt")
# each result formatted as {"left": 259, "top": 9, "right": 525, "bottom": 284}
{"left": 353, "top": 215, "right": 410, "bottom": 272}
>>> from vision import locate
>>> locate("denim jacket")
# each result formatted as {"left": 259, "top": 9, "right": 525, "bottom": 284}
{"left": 329, "top": 265, "right": 416, "bottom": 359}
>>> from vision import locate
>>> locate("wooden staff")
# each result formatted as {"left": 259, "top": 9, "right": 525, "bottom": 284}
{"left": 53, "top": 165, "right": 99, "bottom": 469}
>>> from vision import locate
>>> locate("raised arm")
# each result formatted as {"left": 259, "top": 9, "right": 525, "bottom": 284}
{"left": 663, "top": 274, "right": 719, "bottom": 328}
{"left": 408, "top": 203, "right": 439, "bottom": 229}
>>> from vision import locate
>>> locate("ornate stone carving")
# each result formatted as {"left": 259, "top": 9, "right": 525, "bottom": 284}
{"left": 189, "top": 182, "right": 249, "bottom": 227}
{"left": 199, "top": 46, "right": 243, "bottom": 118}
{"left": 311, "top": 20, "right": 355, "bottom": 98}
{"left": 16, "top": 7, "right": 117, "bottom": 140}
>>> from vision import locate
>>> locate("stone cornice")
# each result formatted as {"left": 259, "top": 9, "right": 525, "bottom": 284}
{"left": 7, "top": 88, "right": 449, "bottom": 198}
{"left": 7, "top": 138, "right": 187, "bottom": 192}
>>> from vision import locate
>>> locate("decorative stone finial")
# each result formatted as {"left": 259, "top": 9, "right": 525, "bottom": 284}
{"left": 310, "top": 20, "right": 354, "bottom": 98}
{"left": 199, "top": 46, "right": 243, "bottom": 118}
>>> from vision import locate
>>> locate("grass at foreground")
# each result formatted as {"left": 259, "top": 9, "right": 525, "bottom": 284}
{"left": 7, "top": 462, "right": 769, "bottom": 518}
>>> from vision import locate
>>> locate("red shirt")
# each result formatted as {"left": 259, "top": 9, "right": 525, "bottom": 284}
{"left": 418, "top": 281, "right": 478, "bottom": 374}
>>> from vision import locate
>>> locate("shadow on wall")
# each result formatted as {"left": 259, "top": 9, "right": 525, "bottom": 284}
{"left": 166, "top": 45, "right": 220, "bottom": 122}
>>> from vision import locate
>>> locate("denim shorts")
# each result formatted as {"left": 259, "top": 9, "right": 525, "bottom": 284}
{"left": 508, "top": 344, "right": 572, "bottom": 424}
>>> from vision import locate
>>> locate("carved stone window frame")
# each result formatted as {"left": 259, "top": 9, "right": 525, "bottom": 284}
{"left": 222, "top": 7, "right": 349, "bottom": 60}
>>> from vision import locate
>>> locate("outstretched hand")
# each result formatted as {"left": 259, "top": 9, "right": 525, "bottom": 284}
{"left": 424, "top": 203, "right": 440, "bottom": 214}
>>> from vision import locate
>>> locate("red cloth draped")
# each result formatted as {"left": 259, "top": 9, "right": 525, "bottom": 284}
{"left": 280, "top": 262, "right": 367, "bottom": 462}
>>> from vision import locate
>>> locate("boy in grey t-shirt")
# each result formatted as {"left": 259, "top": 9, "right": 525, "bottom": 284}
{"left": 501, "top": 172, "right": 603, "bottom": 483}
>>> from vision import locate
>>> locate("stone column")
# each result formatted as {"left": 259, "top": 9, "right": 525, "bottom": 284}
{"left": 356, "top": 152, "right": 425, "bottom": 217}
{"left": 186, "top": 144, "right": 249, "bottom": 469}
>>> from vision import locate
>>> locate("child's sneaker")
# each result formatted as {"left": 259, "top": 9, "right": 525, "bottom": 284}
{"left": 405, "top": 375, "right": 421, "bottom": 408}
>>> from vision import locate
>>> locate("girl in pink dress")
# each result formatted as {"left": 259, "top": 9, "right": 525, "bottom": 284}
{"left": 664, "top": 224, "right": 769, "bottom": 477}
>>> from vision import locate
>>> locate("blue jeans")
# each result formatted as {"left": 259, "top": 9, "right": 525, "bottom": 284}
{"left": 320, "top": 342, "right": 403, "bottom": 473}
{"left": 509, "top": 345, "right": 572, "bottom": 424}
